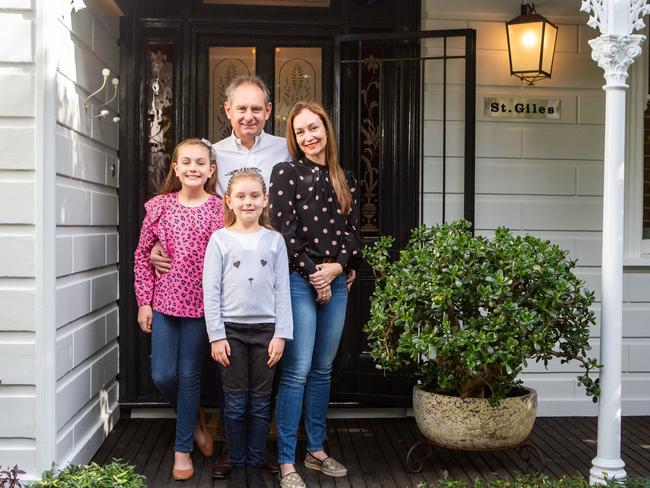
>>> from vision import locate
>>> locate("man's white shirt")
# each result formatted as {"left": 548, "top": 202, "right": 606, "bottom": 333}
{"left": 212, "top": 130, "right": 290, "bottom": 196}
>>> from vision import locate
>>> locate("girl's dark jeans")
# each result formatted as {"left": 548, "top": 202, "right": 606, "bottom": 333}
{"left": 221, "top": 322, "right": 277, "bottom": 467}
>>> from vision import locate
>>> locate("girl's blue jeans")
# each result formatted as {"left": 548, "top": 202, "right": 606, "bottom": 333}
{"left": 151, "top": 311, "right": 207, "bottom": 453}
{"left": 276, "top": 272, "right": 348, "bottom": 464}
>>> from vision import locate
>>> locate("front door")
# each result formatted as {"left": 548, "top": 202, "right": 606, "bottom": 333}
{"left": 331, "top": 30, "right": 476, "bottom": 405}
{"left": 118, "top": 2, "right": 476, "bottom": 407}
{"left": 193, "top": 35, "right": 335, "bottom": 405}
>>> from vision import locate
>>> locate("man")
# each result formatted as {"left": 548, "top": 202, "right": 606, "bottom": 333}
{"left": 152, "top": 76, "right": 289, "bottom": 267}
{"left": 213, "top": 76, "right": 291, "bottom": 196}
{"left": 150, "top": 75, "right": 290, "bottom": 480}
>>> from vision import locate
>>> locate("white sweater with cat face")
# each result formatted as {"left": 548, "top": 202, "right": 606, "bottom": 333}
{"left": 203, "top": 227, "right": 293, "bottom": 342}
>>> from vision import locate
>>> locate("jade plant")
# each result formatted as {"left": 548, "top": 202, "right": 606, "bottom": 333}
{"left": 363, "top": 220, "right": 600, "bottom": 405}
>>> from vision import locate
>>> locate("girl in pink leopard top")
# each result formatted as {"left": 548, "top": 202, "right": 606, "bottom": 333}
{"left": 134, "top": 138, "right": 224, "bottom": 481}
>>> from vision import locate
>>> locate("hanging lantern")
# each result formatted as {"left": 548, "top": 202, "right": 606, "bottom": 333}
{"left": 506, "top": 3, "right": 558, "bottom": 85}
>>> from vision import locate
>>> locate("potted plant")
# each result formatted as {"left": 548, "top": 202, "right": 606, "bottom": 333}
{"left": 363, "top": 220, "right": 600, "bottom": 449}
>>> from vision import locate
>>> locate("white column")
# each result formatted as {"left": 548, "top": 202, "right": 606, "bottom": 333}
{"left": 580, "top": 0, "right": 650, "bottom": 484}
{"left": 35, "top": 0, "right": 58, "bottom": 474}
{"left": 589, "top": 36, "right": 634, "bottom": 484}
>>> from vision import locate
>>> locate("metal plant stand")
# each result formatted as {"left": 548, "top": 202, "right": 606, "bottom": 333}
{"left": 406, "top": 437, "right": 545, "bottom": 474}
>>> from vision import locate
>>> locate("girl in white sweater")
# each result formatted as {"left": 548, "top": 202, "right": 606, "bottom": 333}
{"left": 203, "top": 168, "right": 293, "bottom": 488}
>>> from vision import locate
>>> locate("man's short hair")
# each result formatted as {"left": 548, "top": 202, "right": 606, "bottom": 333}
{"left": 225, "top": 75, "right": 271, "bottom": 106}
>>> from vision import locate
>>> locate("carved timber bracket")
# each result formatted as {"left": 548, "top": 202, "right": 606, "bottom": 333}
{"left": 581, "top": 0, "right": 650, "bottom": 34}
{"left": 70, "top": 0, "right": 87, "bottom": 13}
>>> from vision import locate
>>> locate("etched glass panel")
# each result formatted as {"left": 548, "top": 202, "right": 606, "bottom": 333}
{"left": 274, "top": 47, "right": 322, "bottom": 137}
{"left": 209, "top": 47, "right": 256, "bottom": 142}
{"left": 358, "top": 51, "right": 381, "bottom": 235}
{"left": 147, "top": 42, "right": 174, "bottom": 196}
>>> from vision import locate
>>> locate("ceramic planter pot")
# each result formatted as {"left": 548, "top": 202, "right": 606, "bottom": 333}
{"left": 412, "top": 385, "right": 537, "bottom": 450}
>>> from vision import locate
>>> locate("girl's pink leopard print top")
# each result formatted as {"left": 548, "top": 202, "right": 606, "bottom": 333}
{"left": 134, "top": 192, "right": 224, "bottom": 317}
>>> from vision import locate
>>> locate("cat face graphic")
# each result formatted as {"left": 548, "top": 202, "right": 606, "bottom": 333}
{"left": 232, "top": 258, "right": 269, "bottom": 285}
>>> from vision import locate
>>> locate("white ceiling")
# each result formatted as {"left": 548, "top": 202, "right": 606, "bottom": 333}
{"left": 423, "top": 0, "right": 587, "bottom": 22}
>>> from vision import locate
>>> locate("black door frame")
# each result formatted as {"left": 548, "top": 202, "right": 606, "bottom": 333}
{"left": 118, "top": 0, "right": 423, "bottom": 407}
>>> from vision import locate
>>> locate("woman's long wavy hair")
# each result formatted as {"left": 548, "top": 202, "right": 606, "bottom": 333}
{"left": 159, "top": 138, "right": 217, "bottom": 195}
{"left": 224, "top": 168, "right": 272, "bottom": 229}
{"left": 286, "top": 101, "right": 352, "bottom": 214}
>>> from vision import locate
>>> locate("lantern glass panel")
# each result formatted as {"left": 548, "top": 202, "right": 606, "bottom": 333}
{"left": 542, "top": 23, "right": 558, "bottom": 74}
{"left": 508, "top": 20, "right": 544, "bottom": 73}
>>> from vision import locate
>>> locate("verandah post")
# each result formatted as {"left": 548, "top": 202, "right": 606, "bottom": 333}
{"left": 580, "top": 0, "right": 650, "bottom": 484}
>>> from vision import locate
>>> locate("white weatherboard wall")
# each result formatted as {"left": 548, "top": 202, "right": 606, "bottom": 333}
{"left": 54, "top": 0, "right": 120, "bottom": 468}
{"left": 0, "top": 0, "right": 119, "bottom": 478}
{"left": 0, "top": 0, "right": 38, "bottom": 474}
{"left": 422, "top": 0, "right": 650, "bottom": 416}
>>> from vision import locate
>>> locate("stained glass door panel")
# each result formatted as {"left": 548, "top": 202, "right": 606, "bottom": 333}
{"left": 274, "top": 47, "right": 322, "bottom": 136}
{"left": 208, "top": 47, "right": 256, "bottom": 142}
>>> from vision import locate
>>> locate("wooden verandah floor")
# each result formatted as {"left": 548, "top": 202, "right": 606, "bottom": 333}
{"left": 93, "top": 416, "right": 650, "bottom": 487}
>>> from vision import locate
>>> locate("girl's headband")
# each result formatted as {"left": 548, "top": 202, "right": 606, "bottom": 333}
{"left": 199, "top": 138, "right": 217, "bottom": 162}
{"left": 226, "top": 167, "right": 266, "bottom": 194}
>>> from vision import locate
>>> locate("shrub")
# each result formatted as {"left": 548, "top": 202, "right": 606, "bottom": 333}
{"left": 363, "top": 220, "right": 600, "bottom": 405}
{"left": 416, "top": 473, "right": 650, "bottom": 487}
{"left": 0, "top": 464, "right": 24, "bottom": 488}
{"left": 29, "top": 460, "right": 145, "bottom": 488}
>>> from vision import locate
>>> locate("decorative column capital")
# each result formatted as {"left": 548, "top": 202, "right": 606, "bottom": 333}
{"left": 588, "top": 34, "right": 646, "bottom": 88}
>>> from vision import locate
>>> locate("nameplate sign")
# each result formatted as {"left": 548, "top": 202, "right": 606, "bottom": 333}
{"left": 484, "top": 97, "right": 561, "bottom": 119}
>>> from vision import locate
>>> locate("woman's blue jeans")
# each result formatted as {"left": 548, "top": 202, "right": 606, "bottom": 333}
{"left": 276, "top": 272, "right": 348, "bottom": 464}
{"left": 151, "top": 311, "right": 207, "bottom": 453}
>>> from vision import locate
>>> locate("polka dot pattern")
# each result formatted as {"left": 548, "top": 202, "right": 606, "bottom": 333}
{"left": 268, "top": 159, "right": 362, "bottom": 279}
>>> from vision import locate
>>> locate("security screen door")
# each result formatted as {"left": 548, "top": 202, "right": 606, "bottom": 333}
{"left": 331, "top": 30, "right": 476, "bottom": 405}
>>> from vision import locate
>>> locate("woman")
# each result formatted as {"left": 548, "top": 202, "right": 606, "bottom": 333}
{"left": 269, "top": 101, "right": 361, "bottom": 488}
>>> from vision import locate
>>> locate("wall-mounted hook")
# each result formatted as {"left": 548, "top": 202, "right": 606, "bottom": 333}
{"left": 84, "top": 68, "right": 120, "bottom": 122}
{"left": 84, "top": 68, "right": 109, "bottom": 113}
{"left": 99, "top": 77, "right": 119, "bottom": 113}
{"left": 84, "top": 68, "right": 114, "bottom": 118}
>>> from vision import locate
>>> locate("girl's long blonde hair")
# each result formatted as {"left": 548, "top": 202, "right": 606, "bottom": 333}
{"left": 286, "top": 101, "right": 352, "bottom": 214}
{"left": 223, "top": 168, "right": 272, "bottom": 229}
{"left": 159, "top": 138, "right": 217, "bottom": 195}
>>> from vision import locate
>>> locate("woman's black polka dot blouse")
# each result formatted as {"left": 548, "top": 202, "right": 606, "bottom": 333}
{"left": 269, "top": 158, "right": 362, "bottom": 279}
